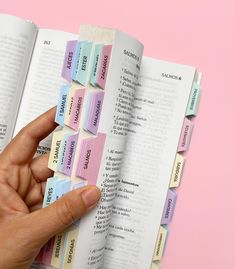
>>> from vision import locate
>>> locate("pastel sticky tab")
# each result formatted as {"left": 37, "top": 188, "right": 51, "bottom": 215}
{"left": 72, "top": 180, "right": 86, "bottom": 190}
{"left": 58, "top": 180, "right": 71, "bottom": 197}
{"left": 169, "top": 153, "right": 185, "bottom": 188}
{"left": 41, "top": 237, "right": 55, "bottom": 266}
{"left": 51, "top": 232, "right": 66, "bottom": 269}
{"left": 71, "top": 41, "right": 84, "bottom": 80}
{"left": 76, "top": 133, "right": 106, "bottom": 185}
{"left": 177, "top": 118, "right": 194, "bottom": 152}
{"left": 62, "top": 228, "right": 79, "bottom": 269}
{"left": 42, "top": 177, "right": 58, "bottom": 208}
{"left": 48, "top": 130, "right": 64, "bottom": 171}
{"left": 87, "top": 91, "right": 105, "bottom": 134}
{"left": 57, "top": 132, "right": 74, "bottom": 173}
{"left": 67, "top": 88, "right": 85, "bottom": 130}
{"left": 62, "top": 40, "right": 77, "bottom": 81}
{"left": 97, "top": 45, "right": 112, "bottom": 89}
{"left": 152, "top": 226, "right": 168, "bottom": 261}
{"left": 151, "top": 262, "right": 161, "bottom": 269}
{"left": 62, "top": 133, "right": 79, "bottom": 176}
{"left": 55, "top": 85, "right": 69, "bottom": 126}
{"left": 161, "top": 190, "right": 177, "bottom": 224}
{"left": 90, "top": 44, "right": 103, "bottom": 86}
{"left": 83, "top": 92, "right": 93, "bottom": 130}
{"left": 77, "top": 42, "right": 92, "bottom": 86}
{"left": 186, "top": 83, "right": 201, "bottom": 116}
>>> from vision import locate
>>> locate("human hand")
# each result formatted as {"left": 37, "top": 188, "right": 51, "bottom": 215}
{"left": 0, "top": 108, "right": 101, "bottom": 269}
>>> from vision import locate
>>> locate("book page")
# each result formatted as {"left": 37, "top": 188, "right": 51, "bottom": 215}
{"left": 103, "top": 57, "right": 196, "bottom": 269}
{"left": 13, "top": 29, "right": 77, "bottom": 154}
{"left": 0, "top": 14, "right": 38, "bottom": 152}
{"left": 71, "top": 29, "right": 144, "bottom": 269}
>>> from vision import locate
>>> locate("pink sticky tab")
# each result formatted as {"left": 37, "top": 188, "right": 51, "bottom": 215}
{"left": 68, "top": 89, "right": 85, "bottom": 130}
{"left": 62, "top": 133, "right": 79, "bottom": 176}
{"left": 178, "top": 118, "right": 194, "bottom": 152}
{"left": 41, "top": 237, "right": 55, "bottom": 265}
{"left": 87, "top": 91, "right": 105, "bottom": 135}
{"left": 76, "top": 133, "right": 106, "bottom": 185}
{"left": 62, "top": 40, "right": 77, "bottom": 82}
{"left": 97, "top": 45, "right": 112, "bottom": 89}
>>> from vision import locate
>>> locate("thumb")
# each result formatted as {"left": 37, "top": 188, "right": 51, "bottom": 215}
{"left": 25, "top": 185, "right": 100, "bottom": 245}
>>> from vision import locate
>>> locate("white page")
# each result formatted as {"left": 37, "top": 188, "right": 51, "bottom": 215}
{"left": 0, "top": 14, "right": 38, "bottom": 152}
{"left": 13, "top": 29, "right": 77, "bottom": 154}
{"left": 73, "top": 29, "right": 143, "bottom": 269}
{"left": 103, "top": 57, "right": 196, "bottom": 269}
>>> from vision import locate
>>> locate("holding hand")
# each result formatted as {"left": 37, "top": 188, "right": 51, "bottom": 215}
{"left": 0, "top": 108, "right": 101, "bottom": 269}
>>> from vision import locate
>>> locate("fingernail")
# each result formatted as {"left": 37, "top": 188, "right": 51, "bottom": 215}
{"left": 81, "top": 187, "right": 101, "bottom": 208}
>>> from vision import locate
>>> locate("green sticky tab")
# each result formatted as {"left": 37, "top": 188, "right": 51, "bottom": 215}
{"left": 90, "top": 44, "right": 103, "bottom": 86}
{"left": 186, "top": 82, "right": 201, "bottom": 116}
{"left": 77, "top": 42, "right": 92, "bottom": 86}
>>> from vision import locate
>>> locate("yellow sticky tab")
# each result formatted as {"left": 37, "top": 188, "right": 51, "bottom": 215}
{"left": 151, "top": 261, "right": 161, "bottom": 269}
{"left": 48, "top": 130, "right": 64, "bottom": 171}
{"left": 169, "top": 153, "right": 185, "bottom": 188}
{"left": 152, "top": 226, "right": 168, "bottom": 261}
{"left": 62, "top": 228, "right": 79, "bottom": 269}
{"left": 51, "top": 232, "right": 66, "bottom": 268}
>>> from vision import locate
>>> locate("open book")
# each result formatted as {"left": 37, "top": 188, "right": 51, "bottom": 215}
{"left": 0, "top": 14, "right": 77, "bottom": 153}
{"left": 0, "top": 14, "right": 201, "bottom": 269}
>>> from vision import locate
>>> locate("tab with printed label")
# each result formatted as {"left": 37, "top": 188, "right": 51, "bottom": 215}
{"left": 76, "top": 42, "right": 92, "bottom": 86}
{"left": 62, "top": 133, "right": 79, "bottom": 176}
{"left": 62, "top": 40, "right": 77, "bottom": 81}
{"left": 62, "top": 228, "right": 79, "bottom": 269}
{"left": 87, "top": 91, "right": 105, "bottom": 135}
{"left": 42, "top": 177, "right": 58, "bottom": 208}
{"left": 48, "top": 130, "right": 64, "bottom": 171}
{"left": 71, "top": 41, "right": 84, "bottom": 81}
{"left": 152, "top": 226, "right": 168, "bottom": 261}
{"left": 55, "top": 85, "right": 70, "bottom": 126}
{"left": 169, "top": 153, "right": 185, "bottom": 188}
{"left": 51, "top": 232, "right": 66, "bottom": 269}
{"left": 97, "top": 45, "right": 112, "bottom": 89}
{"left": 186, "top": 82, "right": 201, "bottom": 116}
{"left": 161, "top": 190, "right": 177, "bottom": 225}
{"left": 178, "top": 118, "right": 194, "bottom": 152}
{"left": 76, "top": 133, "right": 106, "bottom": 185}
{"left": 90, "top": 44, "right": 103, "bottom": 86}
{"left": 67, "top": 88, "right": 85, "bottom": 131}
{"left": 58, "top": 132, "right": 74, "bottom": 173}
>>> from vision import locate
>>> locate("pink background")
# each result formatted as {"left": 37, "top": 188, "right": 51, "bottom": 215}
{"left": 1, "top": 0, "right": 235, "bottom": 268}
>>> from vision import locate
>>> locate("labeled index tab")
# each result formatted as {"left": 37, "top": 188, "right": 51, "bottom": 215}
{"left": 62, "top": 40, "right": 77, "bottom": 82}
{"left": 186, "top": 82, "right": 201, "bottom": 116}
{"left": 178, "top": 118, "right": 194, "bottom": 152}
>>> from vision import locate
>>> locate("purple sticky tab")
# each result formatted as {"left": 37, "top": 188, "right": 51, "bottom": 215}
{"left": 62, "top": 40, "right": 77, "bottom": 82}
{"left": 87, "top": 91, "right": 105, "bottom": 134}
{"left": 62, "top": 133, "right": 79, "bottom": 176}
{"left": 161, "top": 190, "right": 177, "bottom": 225}
{"left": 97, "top": 45, "right": 112, "bottom": 89}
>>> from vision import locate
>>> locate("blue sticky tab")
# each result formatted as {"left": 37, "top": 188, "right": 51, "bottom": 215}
{"left": 83, "top": 92, "right": 93, "bottom": 130}
{"left": 77, "top": 42, "right": 92, "bottom": 86}
{"left": 71, "top": 41, "right": 84, "bottom": 81}
{"left": 55, "top": 85, "right": 70, "bottom": 126}
{"left": 56, "top": 179, "right": 71, "bottom": 199}
{"left": 90, "top": 44, "right": 103, "bottom": 86}
{"left": 42, "top": 177, "right": 58, "bottom": 208}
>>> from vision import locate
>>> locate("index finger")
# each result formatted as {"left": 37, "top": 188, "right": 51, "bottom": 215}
{"left": 3, "top": 107, "right": 58, "bottom": 164}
